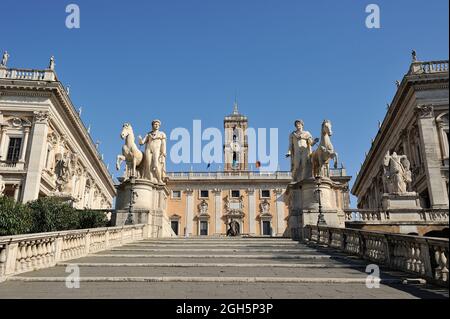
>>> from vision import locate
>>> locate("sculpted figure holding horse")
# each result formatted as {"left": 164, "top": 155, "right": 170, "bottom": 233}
{"left": 310, "top": 120, "right": 338, "bottom": 178}
{"left": 116, "top": 123, "right": 143, "bottom": 179}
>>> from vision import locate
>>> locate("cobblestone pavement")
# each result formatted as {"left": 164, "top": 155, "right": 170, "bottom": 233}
{"left": 0, "top": 238, "right": 448, "bottom": 299}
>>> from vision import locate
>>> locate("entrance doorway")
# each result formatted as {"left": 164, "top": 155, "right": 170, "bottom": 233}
{"left": 262, "top": 221, "right": 271, "bottom": 236}
{"left": 200, "top": 221, "right": 208, "bottom": 236}
{"left": 171, "top": 220, "right": 179, "bottom": 235}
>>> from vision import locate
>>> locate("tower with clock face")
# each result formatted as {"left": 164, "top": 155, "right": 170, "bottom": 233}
{"left": 224, "top": 101, "right": 249, "bottom": 172}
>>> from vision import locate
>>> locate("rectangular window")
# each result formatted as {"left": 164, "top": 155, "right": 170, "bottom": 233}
{"left": 231, "top": 190, "right": 240, "bottom": 198}
{"left": 261, "top": 190, "right": 271, "bottom": 198}
{"left": 6, "top": 138, "right": 22, "bottom": 163}
{"left": 200, "top": 190, "right": 209, "bottom": 198}
{"left": 172, "top": 190, "right": 181, "bottom": 199}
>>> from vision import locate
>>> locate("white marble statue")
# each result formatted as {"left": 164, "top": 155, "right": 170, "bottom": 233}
{"left": 383, "top": 151, "right": 412, "bottom": 194}
{"left": 287, "top": 120, "right": 318, "bottom": 182}
{"left": 0, "top": 175, "right": 5, "bottom": 196}
{"left": 116, "top": 123, "right": 144, "bottom": 179}
{"left": 138, "top": 119, "right": 167, "bottom": 185}
{"left": 49, "top": 56, "right": 55, "bottom": 70}
{"left": 54, "top": 152, "right": 73, "bottom": 193}
{"left": 1, "top": 51, "right": 9, "bottom": 67}
{"left": 310, "top": 120, "right": 338, "bottom": 178}
{"left": 199, "top": 200, "right": 208, "bottom": 214}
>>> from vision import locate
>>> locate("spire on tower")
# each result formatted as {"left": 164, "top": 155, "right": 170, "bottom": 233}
{"left": 233, "top": 100, "right": 239, "bottom": 115}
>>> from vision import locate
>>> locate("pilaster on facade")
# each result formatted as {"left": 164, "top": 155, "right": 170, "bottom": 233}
{"left": 274, "top": 188, "right": 285, "bottom": 236}
{"left": 212, "top": 188, "right": 222, "bottom": 235}
{"left": 21, "top": 111, "right": 51, "bottom": 202}
{"left": 246, "top": 188, "right": 256, "bottom": 234}
{"left": 415, "top": 105, "right": 449, "bottom": 208}
{"left": 184, "top": 188, "right": 194, "bottom": 237}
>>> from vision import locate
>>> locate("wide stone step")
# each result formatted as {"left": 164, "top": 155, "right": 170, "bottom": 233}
{"left": 109, "top": 248, "right": 318, "bottom": 253}
{"left": 66, "top": 256, "right": 364, "bottom": 265}
{"left": 121, "top": 243, "right": 306, "bottom": 249}
{"left": 2, "top": 281, "right": 445, "bottom": 299}
{"left": 16, "top": 265, "right": 392, "bottom": 279}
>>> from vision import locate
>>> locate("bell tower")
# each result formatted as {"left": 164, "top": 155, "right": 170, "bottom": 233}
{"left": 223, "top": 101, "right": 249, "bottom": 171}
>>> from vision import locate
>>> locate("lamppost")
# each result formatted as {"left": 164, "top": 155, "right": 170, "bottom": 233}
{"left": 315, "top": 176, "right": 327, "bottom": 226}
{"left": 125, "top": 176, "right": 137, "bottom": 225}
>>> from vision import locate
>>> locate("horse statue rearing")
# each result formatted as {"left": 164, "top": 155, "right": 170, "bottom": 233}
{"left": 116, "top": 123, "right": 143, "bottom": 178}
{"left": 310, "top": 120, "right": 338, "bottom": 178}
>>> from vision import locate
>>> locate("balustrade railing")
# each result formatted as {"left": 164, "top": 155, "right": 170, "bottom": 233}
{"left": 409, "top": 60, "right": 449, "bottom": 75}
{"left": 166, "top": 169, "right": 346, "bottom": 180}
{"left": 0, "top": 67, "right": 56, "bottom": 81}
{"left": 344, "top": 208, "right": 449, "bottom": 223}
{"left": 0, "top": 224, "right": 147, "bottom": 282}
{"left": 305, "top": 225, "right": 449, "bottom": 286}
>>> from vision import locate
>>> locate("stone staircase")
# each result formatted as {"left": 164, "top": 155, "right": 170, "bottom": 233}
{"left": 0, "top": 237, "right": 448, "bottom": 298}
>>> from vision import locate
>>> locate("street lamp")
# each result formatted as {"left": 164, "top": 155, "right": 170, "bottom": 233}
{"left": 314, "top": 176, "right": 327, "bottom": 226}
{"left": 125, "top": 176, "right": 136, "bottom": 225}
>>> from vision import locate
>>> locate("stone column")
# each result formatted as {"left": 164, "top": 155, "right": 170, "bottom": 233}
{"left": 275, "top": 189, "right": 285, "bottom": 236}
{"left": 415, "top": 105, "right": 449, "bottom": 208}
{"left": 0, "top": 126, "right": 7, "bottom": 158}
{"left": 185, "top": 189, "right": 194, "bottom": 237}
{"left": 22, "top": 111, "right": 50, "bottom": 202}
{"left": 247, "top": 188, "right": 256, "bottom": 234}
{"left": 19, "top": 127, "right": 30, "bottom": 162}
{"left": 213, "top": 189, "right": 222, "bottom": 235}
{"left": 13, "top": 184, "right": 20, "bottom": 202}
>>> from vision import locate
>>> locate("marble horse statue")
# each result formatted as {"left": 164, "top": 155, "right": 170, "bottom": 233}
{"left": 116, "top": 123, "right": 143, "bottom": 179}
{"left": 310, "top": 120, "right": 338, "bottom": 178}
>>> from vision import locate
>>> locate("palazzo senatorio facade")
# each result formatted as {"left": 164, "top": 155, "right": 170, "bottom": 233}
{"left": 0, "top": 59, "right": 115, "bottom": 209}
{"left": 165, "top": 105, "right": 351, "bottom": 237}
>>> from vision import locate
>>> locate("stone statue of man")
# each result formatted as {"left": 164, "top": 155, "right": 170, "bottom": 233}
{"left": 139, "top": 119, "right": 167, "bottom": 185}
{"left": 286, "top": 120, "right": 318, "bottom": 182}
{"left": 383, "top": 151, "right": 412, "bottom": 194}
{"left": 1, "top": 51, "right": 9, "bottom": 67}
{"left": 49, "top": 56, "right": 55, "bottom": 70}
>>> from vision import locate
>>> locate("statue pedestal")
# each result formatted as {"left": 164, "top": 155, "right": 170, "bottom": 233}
{"left": 382, "top": 193, "right": 420, "bottom": 210}
{"left": 287, "top": 177, "right": 345, "bottom": 240}
{"left": 382, "top": 193, "right": 421, "bottom": 221}
{"left": 113, "top": 178, "right": 175, "bottom": 238}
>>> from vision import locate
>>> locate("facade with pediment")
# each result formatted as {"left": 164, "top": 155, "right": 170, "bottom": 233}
{"left": 0, "top": 63, "right": 115, "bottom": 208}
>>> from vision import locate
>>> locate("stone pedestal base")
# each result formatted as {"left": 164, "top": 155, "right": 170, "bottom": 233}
{"left": 382, "top": 193, "right": 421, "bottom": 210}
{"left": 113, "top": 178, "right": 174, "bottom": 238}
{"left": 381, "top": 192, "right": 422, "bottom": 222}
{"left": 286, "top": 177, "right": 346, "bottom": 240}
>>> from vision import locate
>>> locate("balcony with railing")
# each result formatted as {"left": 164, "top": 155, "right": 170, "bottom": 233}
{"left": 0, "top": 67, "right": 56, "bottom": 81}
{"left": 0, "top": 161, "right": 25, "bottom": 171}
{"left": 409, "top": 60, "right": 449, "bottom": 75}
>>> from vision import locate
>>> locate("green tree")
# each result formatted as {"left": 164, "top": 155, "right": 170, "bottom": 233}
{"left": 27, "top": 197, "right": 79, "bottom": 233}
{"left": 77, "top": 210, "right": 109, "bottom": 229}
{"left": 0, "top": 196, "right": 32, "bottom": 236}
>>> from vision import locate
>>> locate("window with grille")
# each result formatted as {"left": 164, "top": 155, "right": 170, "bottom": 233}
{"left": 6, "top": 138, "right": 22, "bottom": 162}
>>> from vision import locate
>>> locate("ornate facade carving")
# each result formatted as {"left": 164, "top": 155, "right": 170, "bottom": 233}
{"left": 33, "top": 111, "right": 50, "bottom": 124}
{"left": 414, "top": 104, "right": 434, "bottom": 118}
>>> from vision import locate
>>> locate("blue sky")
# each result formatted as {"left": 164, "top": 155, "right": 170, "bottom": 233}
{"left": 1, "top": 0, "right": 448, "bottom": 200}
